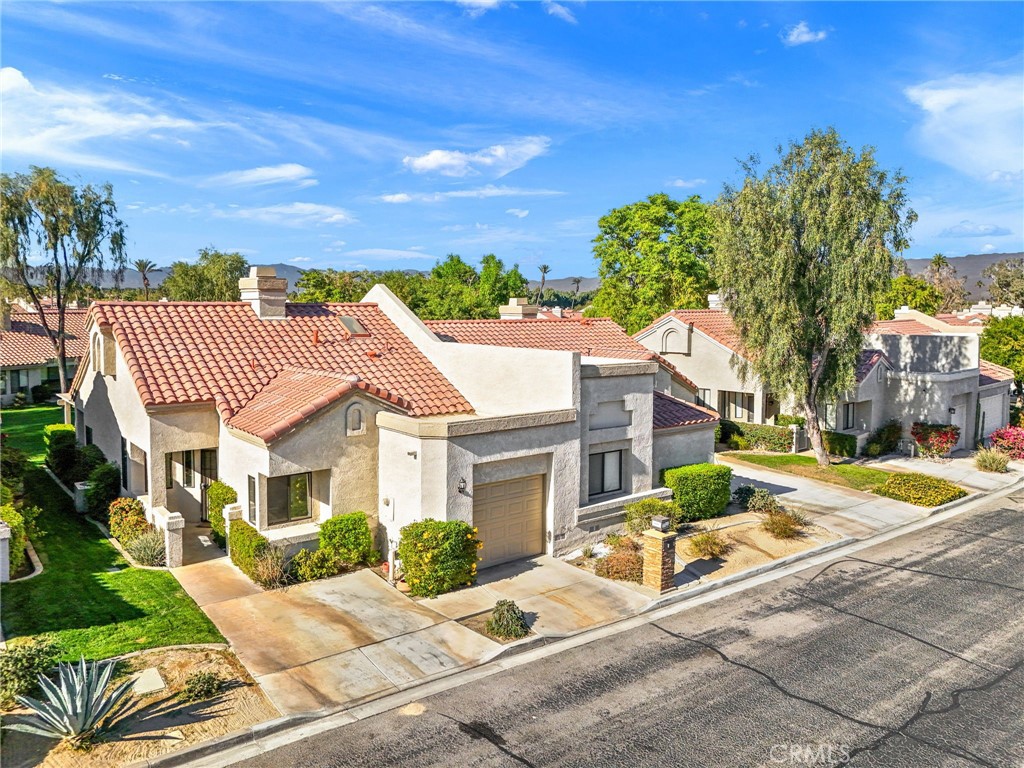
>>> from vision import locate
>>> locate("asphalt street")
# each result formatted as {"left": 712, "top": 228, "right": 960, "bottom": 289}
{"left": 236, "top": 494, "right": 1024, "bottom": 768}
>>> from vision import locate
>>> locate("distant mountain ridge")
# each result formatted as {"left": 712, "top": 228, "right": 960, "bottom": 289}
{"left": 904, "top": 251, "right": 1023, "bottom": 300}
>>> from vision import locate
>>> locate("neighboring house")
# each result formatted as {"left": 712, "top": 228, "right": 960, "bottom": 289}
{"left": 635, "top": 306, "right": 1013, "bottom": 452}
{"left": 72, "top": 269, "right": 717, "bottom": 568}
{"left": 0, "top": 304, "right": 87, "bottom": 404}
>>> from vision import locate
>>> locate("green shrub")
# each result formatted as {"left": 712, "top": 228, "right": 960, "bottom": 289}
{"left": 746, "top": 488, "right": 782, "bottom": 515}
{"left": 290, "top": 547, "right": 341, "bottom": 582}
{"left": 864, "top": 420, "right": 902, "bottom": 456}
{"left": 823, "top": 430, "right": 857, "bottom": 458}
{"left": 741, "top": 423, "right": 793, "bottom": 452}
{"left": 229, "top": 521, "right": 270, "bottom": 582}
{"left": 126, "top": 530, "right": 166, "bottom": 566}
{"left": 581, "top": 545, "right": 595, "bottom": 558}
{"left": 397, "top": 519, "right": 480, "bottom": 597}
{"left": 1, "top": 447, "right": 28, "bottom": 488}
{"left": 73, "top": 444, "right": 106, "bottom": 483}
{"left": 732, "top": 484, "right": 757, "bottom": 508}
{"left": 0, "top": 503, "right": 27, "bottom": 578}
{"left": 205, "top": 481, "right": 237, "bottom": 548}
{"left": 0, "top": 636, "right": 61, "bottom": 709}
{"left": 874, "top": 473, "right": 967, "bottom": 507}
{"left": 718, "top": 419, "right": 742, "bottom": 442}
{"left": 911, "top": 422, "right": 960, "bottom": 458}
{"left": 727, "top": 434, "right": 750, "bottom": 451}
{"left": 761, "top": 510, "right": 805, "bottom": 539}
{"left": 11, "top": 392, "right": 26, "bottom": 408}
{"left": 623, "top": 498, "right": 679, "bottom": 535}
{"left": 108, "top": 497, "right": 147, "bottom": 544}
{"left": 0, "top": 485, "right": 12, "bottom": 506}
{"left": 604, "top": 533, "right": 640, "bottom": 552}
{"left": 863, "top": 442, "right": 882, "bottom": 457}
{"left": 45, "top": 424, "right": 78, "bottom": 483}
{"left": 85, "top": 463, "right": 121, "bottom": 521}
{"left": 975, "top": 447, "right": 1010, "bottom": 473}
{"left": 43, "top": 422, "right": 76, "bottom": 448}
{"left": 663, "top": 463, "right": 732, "bottom": 522}
{"left": 31, "top": 383, "right": 53, "bottom": 404}
{"left": 178, "top": 671, "right": 223, "bottom": 703}
{"left": 688, "top": 529, "right": 730, "bottom": 559}
{"left": 485, "top": 599, "right": 530, "bottom": 640}
{"left": 319, "top": 511, "right": 374, "bottom": 565}
{"left": 593, "top": 549, "right": 643, "bottom": 582}
{"left": 775, "top": 414, "right": 806, "bottom": 428}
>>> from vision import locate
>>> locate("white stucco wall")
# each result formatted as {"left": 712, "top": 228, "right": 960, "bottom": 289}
{"left": 653, "top": 425, "right": 716, "bottom": 476}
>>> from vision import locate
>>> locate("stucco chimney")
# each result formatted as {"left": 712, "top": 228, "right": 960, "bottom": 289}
{"left": 499, "top": 297, "right": 539, "bottom": 320}
{"left": 707, "top": 293, "right": 723, "bottom": 309}
{"left": 239, "top": 266, "right": 288, "bottom": 320}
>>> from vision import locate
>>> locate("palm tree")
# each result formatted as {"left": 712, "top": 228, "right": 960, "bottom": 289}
{"left": 133, "top": 259, "right": 157, "bottom": 301}
{"left": 537, "top": 264, "right": 551, "bottom": 304}
{"left": 570, "top": 276, "right": 582, "bottom": 308}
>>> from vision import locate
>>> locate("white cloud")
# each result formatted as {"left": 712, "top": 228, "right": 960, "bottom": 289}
{"left": 668, "top": 178, "right": 707, "bottom": 189}
{"left": 455, "top": 0, "right": 503, "bottom": 18}
{"left": 0, "top": 66, "right": 207, "bottom": 174}
{"left": 905, "top": 72, "right": 1024, "bottom": 183}
{"left": 981, "top": 243, "right": 997, "bottom": 253}
{"left": 544, "top": 2, "right": 578, "bottom": 24}
{"left": 939, "top": 220, "right": 1012, "bottom": 238}
{"left": 217, "top": 202, "right": 356, "bottom": 227}
{"left": 289, "top": 256, "right": 313, "bottom": 262}
{"left": 343, "top": 248, "right": 435, "bottom": 260}
{"left": 379, "top": 193, "right": 414, "bottom": 204}
{"left": 322, "top": 239, "right": 348, "bottom": 253}
{"left": 506, "top": 208, "right": 530, "bottom": 218}
{"left": 781, "top": 21, "right": 828, "bottom": 47}
{"left": 378, "top": 185, "right": 564, "bottom": 203}
{"left": 203, "top": 163, "right": 317, "bottom": 189}
{"left": 403, "top": 136, "right": 550, "bottom": 178}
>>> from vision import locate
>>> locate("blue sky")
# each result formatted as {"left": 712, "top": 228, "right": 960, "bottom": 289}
{"left": 3, "top": 2, "right": 1022, "bottom": 279}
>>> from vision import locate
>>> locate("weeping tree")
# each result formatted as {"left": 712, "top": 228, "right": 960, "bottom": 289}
{"left": 713, "top": 128, "right": 916, "bottom": 466}
{"left": 1, "top": 167, "right": 127, "bottom": 393}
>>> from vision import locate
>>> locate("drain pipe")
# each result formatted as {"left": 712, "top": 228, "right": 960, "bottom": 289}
{"left": 387, "top": 539, "right": 397, "bottom": 586}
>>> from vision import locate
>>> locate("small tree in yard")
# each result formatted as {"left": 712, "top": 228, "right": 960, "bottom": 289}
{"left": 713, "top": 127, "right": 916, "bottom": 467}
{"left": 980, "top": 316, "right": 1024, "bottom": 390}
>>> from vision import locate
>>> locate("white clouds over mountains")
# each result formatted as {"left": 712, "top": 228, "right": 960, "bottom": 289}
{"left": 403, "top": 136, "right": 550, "bottom": 178}
{"left": 204, "top": 164, "right": 317, "bottom": 189}
{"left": 378, "top": 184, "right": 563, "bottom": 203}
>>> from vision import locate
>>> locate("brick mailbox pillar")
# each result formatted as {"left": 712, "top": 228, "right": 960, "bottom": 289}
{"left": 642, "top": 516, "right": 677, "bottom": 594}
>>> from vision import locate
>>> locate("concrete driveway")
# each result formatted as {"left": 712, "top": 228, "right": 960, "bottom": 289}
{"left": 172, "top": 554, "right": 649, "bottom": 716}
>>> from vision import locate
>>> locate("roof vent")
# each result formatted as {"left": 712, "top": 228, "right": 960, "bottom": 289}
{"left": 339, "top": 316, "right": 369, "bottom": 335}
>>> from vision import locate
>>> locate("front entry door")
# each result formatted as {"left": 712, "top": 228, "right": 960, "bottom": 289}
{"left": 200, "top": 449, "right": 218, "bottom": 521}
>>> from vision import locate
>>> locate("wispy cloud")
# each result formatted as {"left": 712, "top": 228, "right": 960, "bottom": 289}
{"left": 506, "top": 208, "right": 530, "bottom": 218}
{"left": 667, "top": 178, "right": 707, "bottom": 189}
{"left": 403, "top": 136, "right": 550, "bottom": 178}
{"left": 544, "top": 2, "right": 578, "bottom": 25}
{"left": 343, "top": 248, "right": 435, "bottom": 260}
{"left": 939, "top": 220, "right": 1012, "bottom": 238}
{"left": 781, "top": 21, "right": 828, "bottom": 47}
{"left": 216, "top": 202, "right": 356, "bottom": 227}
{"left": 203, "top": 163, "right": 317, "bottom": 189}
{"left": 455, "top": 0, "right": 503, "bottom": 18}
{"left": 905, "top": 72, "right": 1024, "bottom": 183}
{"left": 377, "top": 185, "right": 564, "bottom": 203}
{"left": 289, "top": 256, "right": 313, "bottom": 262}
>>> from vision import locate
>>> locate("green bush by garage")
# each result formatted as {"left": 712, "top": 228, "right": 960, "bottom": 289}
{"left": 397, "top": 519, "right": 481, "bottom": 597}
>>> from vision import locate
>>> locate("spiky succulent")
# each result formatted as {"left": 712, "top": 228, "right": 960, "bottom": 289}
{"left": 3, "top": 657, "right": 134, "bottom": 748}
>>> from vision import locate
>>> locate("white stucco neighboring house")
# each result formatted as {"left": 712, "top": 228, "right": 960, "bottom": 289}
{"left": 0, "top": 304, "right": 86, "bottom": 405}
{"left": 70, "top": 268, "right": 718, "bottom": 568}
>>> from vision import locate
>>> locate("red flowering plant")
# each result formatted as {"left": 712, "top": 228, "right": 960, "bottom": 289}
{"left": 910, "top": 422, "right": 960, "bottom": 458}
{"left": 990, "top": 426, "right": 1024, "bottom": 459}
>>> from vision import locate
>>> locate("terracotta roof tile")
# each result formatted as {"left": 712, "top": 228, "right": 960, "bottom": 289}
{"left": 1, "top": 309, "right": 88, "bottom": 367}
{"left": 664, "top": 309, "right": 746, "bottom": 354}
{"left": 652, "top": 391, "right": 719, "bottom": 429}
{"left": 87, "top": 301, "right": 472, "bottom": 422}
{"left": 936, "top": 313, "right": 988, "bottom": 327}
{"left": 979, "top": 359, "right": 1016, "bottom": 386}
{"left": 869, "top": 319, "right": 942, "bottom": 336}
{"left": 854, "top": 349, "right": 890, "bottom": 383}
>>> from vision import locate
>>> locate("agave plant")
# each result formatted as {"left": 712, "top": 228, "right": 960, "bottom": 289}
{"left": 3, "top": 657, "right": 134, "bottom": 748}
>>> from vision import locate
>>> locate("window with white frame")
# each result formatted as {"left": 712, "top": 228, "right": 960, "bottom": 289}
{"left": 267, "top": 472, "right": 311, "bottom": 525}
{"left": 720, "top": 391, "right": 755, "bottom": 422}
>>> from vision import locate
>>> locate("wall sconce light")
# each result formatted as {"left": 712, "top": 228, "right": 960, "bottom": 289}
{"left": 407, "top": 451, "right": 418, "bottom": 460}
{"left": 948, "top": 407, "right": 956, "bottom": 415}
{"left": 457, "top": 477, "right": 467, "bottom": 494}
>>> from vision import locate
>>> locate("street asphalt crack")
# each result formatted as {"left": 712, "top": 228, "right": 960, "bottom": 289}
{"left": 931, "top": 523, "right": 1024, "bottom": 546}
{"left": 843, "top": 555, "right": 1024, "bottom": 593}
{"left": 435, "top": 712, "right": 538, "bottom": 768}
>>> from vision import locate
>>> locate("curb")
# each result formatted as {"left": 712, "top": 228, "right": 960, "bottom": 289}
{"left": 42, "top": 466, "right": 75, "bottom": 499}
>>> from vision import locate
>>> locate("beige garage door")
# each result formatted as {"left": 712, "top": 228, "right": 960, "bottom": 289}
{"left": 474, "top": 475, "right": 545, "bottom": 569}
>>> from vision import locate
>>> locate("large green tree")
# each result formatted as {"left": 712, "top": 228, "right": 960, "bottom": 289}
{"left": 713, "top": 128, "right": 916, "bottom": 466}
{"left": 0, "top": 167, "right": 127, "bottom": 392}
{"left": 981, "top": 258, "right": 1024, "bottom": 306}
{"left": 980, "top": 315, "right": 1024, "bottom": 389}
{"left": 875, "top": 273, "right": 942, "bottom": 319}
{"left": 162, "top": 247, "right": 248, "bottom": 301}
{"left": 588, "top": 193, "right": 715, "bottom": 333}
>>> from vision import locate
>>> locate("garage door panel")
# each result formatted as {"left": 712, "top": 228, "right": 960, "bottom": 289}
{"left": 474, "top": 474, "right": 545, "bottom": 569}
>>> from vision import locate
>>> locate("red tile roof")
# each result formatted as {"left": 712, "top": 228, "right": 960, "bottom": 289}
{"left": 869, "top": 319, "right": 941, "bottom": 336}
{"left": 937, "top": 313, "right": 988, "bottom": 327}
{"left": 652, "top": 391, "right": 719, "bottom": 430}
{"left": 424, "top": 317, "right": 697, "bottom": 391}
{"left": 979, "top": 359, "right": 1016, "bottom": 386}
{"left": 1, "top": 309, "right": 88, "bottom": 367}
{"left": 854, "top": 349, "right": 890, "bottom": 383}
{"left": 662, "top": 309, "right": 746, "bottom": 354}
{"left": 87, "top": 301, "right": 473, "bottom": 424}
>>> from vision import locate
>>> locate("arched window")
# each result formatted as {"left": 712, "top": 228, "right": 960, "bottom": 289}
{"left": 346, "top": 404, "right": 365, "bottom": 436}
{"left": 92, "top": 335, "right": 101, "bottom": 372}
{"left": 662, "top": 328, "right": 684, "bottom": 354}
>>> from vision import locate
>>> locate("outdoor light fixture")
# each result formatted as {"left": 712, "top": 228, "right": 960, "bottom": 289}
{"left": 651, "top": 515, "right": 671, "bottom": 532}
{"left": 949, "top": 407, "right": 956, "bottom": 415}
{"left": 457, "top": 477, "right": 467, "bottom": 494}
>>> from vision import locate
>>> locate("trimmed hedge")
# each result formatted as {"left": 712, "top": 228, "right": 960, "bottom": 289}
{"left": 663, "top": 463, "right": 732, "bottom": 522}
{"left": 74, "top": 444, "right": 106, "bottom": 483}
{"left": 0, "top": 504, "right": 27, "bottom": 578}
{"left": 623, "top": 497, "right": 679, "bottom": 534}
{"left": 44, "top": 424, "right": 78, "bottom": 483}
{"left": 85, "top": 463, "right": 121, "bottom": 521}
{"left": 229, "top": 521, "right": 270, "bottom": 582}
{"left": 1, "top": 448, "right": 29, "bottom": 489}
{"left": 397, "top": 519, "right": 480, "bottom": 597}
{"left": 320, "top": 511, "right": 375, "bottom": 565}
{"left": 775, "top": 414, "right": 806, "bottom": 428}
{"left": 206, "top": 481, "right": 237, "bottom": 548}
{"left": 108, "top": 497, "right": 148, "bottom": 545}
{"left": 721, "top": 420, "right": 793, "bottom": 452}
{"left": 823, "top": 430, "right": 857, "bottom": 458}
{"left": 874, "top": 473, "right": 967, "bottom": 507}
{"left": 291, "top": 548, "right": 341, "bottom": 582}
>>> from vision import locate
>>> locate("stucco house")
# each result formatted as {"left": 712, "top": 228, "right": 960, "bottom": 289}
{"left": 634, "top": 306, "right": 1013, "bottom": 453}
{"left": 70, "top": 268, "right": 717, "bottom": 568}
{"left": 1, "top": 304, "right": 87, "bottom": 405}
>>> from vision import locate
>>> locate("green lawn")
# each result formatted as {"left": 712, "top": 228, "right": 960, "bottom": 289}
{"left": 1, "top": 404, "right": 63, "bottom": 463}
{"left": 728, "top": 452, "right": 893, "bottom": 492}
{"left": 0, "top": 468, "right": 224, "bottom": 660}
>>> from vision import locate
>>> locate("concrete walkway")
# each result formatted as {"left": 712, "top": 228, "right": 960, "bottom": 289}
{"left": 172, "top": 555, "right": 648, "bottom": 716}
{"left": 718, "top": 455, "right": 927, "bottom": 539}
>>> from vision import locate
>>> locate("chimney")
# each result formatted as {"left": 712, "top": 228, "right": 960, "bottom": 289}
{"left": 239, "top": 266, "right": 288, "bottom": 320}
{"left": 707, "top": 293, "right": 723, "bottom": 309}
{"left": 498, "top": 297, "right": 539, "bottom": 320}
{"left": 0, "top": 301, "right": 10, "bottom": 332}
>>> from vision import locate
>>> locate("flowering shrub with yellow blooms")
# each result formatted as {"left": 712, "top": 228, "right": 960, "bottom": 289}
{"left": 396, "top": 519, "right": 482, "bottom": 597}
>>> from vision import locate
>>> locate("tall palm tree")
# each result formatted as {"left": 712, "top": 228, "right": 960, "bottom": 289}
{"left": 537, "top": 264, "right": 551, "bottom": 304}
{"left": 570, "top": 276, "right": 583, "bottom": 307}
{"left": 133, "top": 259, "right": 157, "bottom": 301}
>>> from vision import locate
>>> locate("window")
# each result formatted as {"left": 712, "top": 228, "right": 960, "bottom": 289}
{"left": 248, "top": 475, "right": 257, "bottom": 524}
{"left": 588, "top": 450, "right": 623, "bottom": 498}
{"left": 843, "top": 402, "right": 856, "bottom": 431}
{"left": 267, "top": 472, "right": 311, "bottom": 525}
{"left": 823, "top": 403, "right": 837, "bottom": 431}
{"left": 91, "top": 336, "right": 100, "bottom": 373}
{"left": 877, "top": 364, "right": 884, "bottom": 383}
{"left": 165, "top": 453, "right": 174, "bottom": 489}
{"left": 346, "top": 404, "right": 365, "bottom": 436}
{"left": 46, "top": 365, "right": 59, "bottom": 383}
{"left": 120, "top": 438, "right": 128, "bottom": 490}
{"left": 141, "top": 451, "right": 148, "bottom": 494}
{"left": 696, "top": 389, "right": 711, "bottom": 408}
{"left": 9, "top": 370, "right": 21, "bottom": 392}
{"left": 85, "top": 426, "right": 93, "bottom": 445}
{"left": 182, "top": 450, "right": 194, "bottom": 488}
{"left": 720, "top": 391, "right": 754, "bottom": 422}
